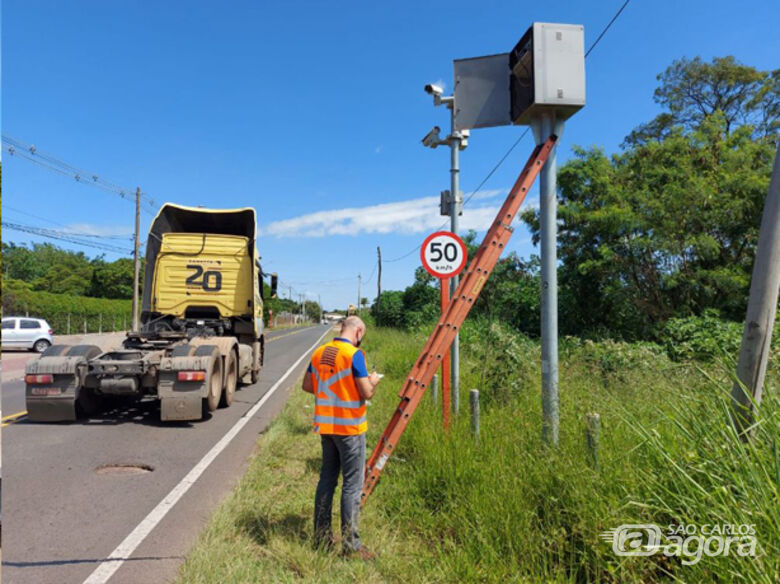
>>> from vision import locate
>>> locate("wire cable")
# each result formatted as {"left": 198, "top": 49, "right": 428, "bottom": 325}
{"left": 3, "top": 206, "right": 132, "bottom": 239}
{"left": 2, "top": 221, "right": 133, "bottom": 254}
{"left": 585, "top": 0, "right": 631, "bottom": 58}
{"left": 2, "top": 135, "right": 160, "bottom": 211}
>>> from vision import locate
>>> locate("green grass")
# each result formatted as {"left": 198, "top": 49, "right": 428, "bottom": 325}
{"left": 177, "top": 320, "right": 779, "bottom": 583}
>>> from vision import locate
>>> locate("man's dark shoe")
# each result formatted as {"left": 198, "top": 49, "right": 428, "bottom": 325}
{"left": 314, "top": 536, "right": 338, "bottom": 552}
{"left": 341, "top": 546, "right": 376, "bottom": 561}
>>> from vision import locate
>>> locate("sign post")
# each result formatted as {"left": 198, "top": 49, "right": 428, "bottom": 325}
{"left": 421, "top": 231, "right": 468, "bottom": 430}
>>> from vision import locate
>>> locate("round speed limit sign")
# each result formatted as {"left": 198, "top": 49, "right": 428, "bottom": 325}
{"left": 420, "top": 231, "right": 467, "bottom": 279}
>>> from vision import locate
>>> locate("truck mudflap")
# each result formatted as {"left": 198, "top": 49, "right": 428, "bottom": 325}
{"left": 25, "top": 345, "right": 102, "bottom": 422}
{"left": 158, "top": 347, "right": 219, "bottom": 422}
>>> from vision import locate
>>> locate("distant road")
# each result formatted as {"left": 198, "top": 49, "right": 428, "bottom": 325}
{"left": 1, "top": 324, "right": 331, "bottom": 584}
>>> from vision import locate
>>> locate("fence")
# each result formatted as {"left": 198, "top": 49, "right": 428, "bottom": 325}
{"left": 3, "top": 283, "right": 133, "bottom": 335}
{"left": 13, "top": 308, "right": 133, "bottom": 335}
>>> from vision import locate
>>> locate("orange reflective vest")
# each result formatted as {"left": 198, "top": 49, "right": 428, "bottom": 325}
{"left": 311, "top": 339, "right": 367, "bottom": 435}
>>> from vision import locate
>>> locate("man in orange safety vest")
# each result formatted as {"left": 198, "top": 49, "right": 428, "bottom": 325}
{"left": 302, "top": 315, "right": 381, "bottom": 558}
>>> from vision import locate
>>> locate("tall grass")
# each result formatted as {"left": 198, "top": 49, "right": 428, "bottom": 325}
{"left": 177, "top": 319, "right": 779, "bottom": 583}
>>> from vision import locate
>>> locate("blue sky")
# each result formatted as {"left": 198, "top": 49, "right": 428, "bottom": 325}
{"left": 2, "top": 0, "right": 778, "bottom": 310}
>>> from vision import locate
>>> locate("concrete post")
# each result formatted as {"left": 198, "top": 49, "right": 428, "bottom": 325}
{"left": 731, "top": 142, "right": 780, "bottom": 438}
{"left": 470, "top": 389, "right": 480, "bottom": 443}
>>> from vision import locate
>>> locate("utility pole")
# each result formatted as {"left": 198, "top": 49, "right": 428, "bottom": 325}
{"left": 357, "top": 273, "right": 362, "bottom": 313}
{"left": 132, "top": 186, "right": 141, "bottom": 332}
{"left": 377, "top": 246, "right": 382, "bottom": 302}
{"left": 731, "top": 142, "right": 780, "bottom": 438}
{"left": 289, "top": 285, "right": 293, "bottom": 301}
{"left": 532, "top": 114, "right": 564, "bottom": 446}
{"left": 318, "top": 293, "right": 323, "bottom": 324}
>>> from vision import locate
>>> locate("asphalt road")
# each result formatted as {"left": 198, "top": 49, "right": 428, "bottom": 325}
{"left": 1, "top": 324, "right": 331, "bottom": 584}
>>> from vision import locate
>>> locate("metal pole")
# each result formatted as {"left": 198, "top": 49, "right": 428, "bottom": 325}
{"left": 449, "top": 104, "right": 461, "bottom": 416}
{"left": 67, "top": 313, "right": 71, "bottom": 335}
{"left": 441, "top": 278, "right": 451, "bottom": 431}
{"left": 357, "top": 273, "right": 362, "bottom": 313}
{"left": 731, "top": 141, "right": 780, "bottom": 438}
{"left": 431, "top": 373, "right": 439, "bottom": 408}
{"left": 533, "top": 114, "right": 563, "bottom": 446}
{"left": 132, "top": 186, "right": 141, "bottom": 332}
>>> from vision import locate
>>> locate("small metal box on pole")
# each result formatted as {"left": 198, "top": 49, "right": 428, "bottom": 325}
{"left": 509, "top": 23, "right": 586, "bottom": 125}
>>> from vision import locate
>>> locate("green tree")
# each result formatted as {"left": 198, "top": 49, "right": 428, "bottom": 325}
{"left": 371, "top": 290, "right": 405, "bottom": 328}
{"left": 90, "top": 257, "right": 135, "bottom": 299}
{"left": 625, "top": 56, "right": 778, "bottom": 145}
{"left": 523, "top": 57, "right": 776, "bottom": 339}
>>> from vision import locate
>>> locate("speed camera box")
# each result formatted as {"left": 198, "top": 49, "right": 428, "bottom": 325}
{"left": 510, "top": 22, "right": 585, "bottom": 125}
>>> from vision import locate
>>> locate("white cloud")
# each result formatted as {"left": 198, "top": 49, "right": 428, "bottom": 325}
{"left": 264, "top": 189, "right": 531, "bottom": 238}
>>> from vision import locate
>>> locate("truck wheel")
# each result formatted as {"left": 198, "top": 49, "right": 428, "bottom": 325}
{"left": 67, "top": 345, "right": 102, "bottom": 359}
{"left": 194, "top": 346, "right": 222, "bottom": 413}
{"left": 66, "top": 346, "right": 104, "bottom": 416}
{"left": 250, "top": 340, "right": 262, "bottom": 384}
{"left": 41, "top": 344, "right": 70, "bottom": 357}
{"left": 220, "top": 351, "right": 238, "bottom": 408}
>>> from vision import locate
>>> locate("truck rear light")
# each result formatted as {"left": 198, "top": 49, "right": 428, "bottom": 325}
{"left": 177, "top": 371, "right": 206, "bottom": 382}
{"left": 26, "top": 374, "right": 54, "bottom": 384}
{"left": 48, "top": 329, "right": 54, "bottom": 334}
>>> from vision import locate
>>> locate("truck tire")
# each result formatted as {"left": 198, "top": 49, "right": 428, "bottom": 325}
{"left": 41, "top": 345, "right": 71, "bottom": 358}
{"left": 67, "top": 345, "right": 104, "bottom": 415}
{"left": 170, "top": 344, "right": 194, "bottom": 358}
{"left": 67, "top": 345, "right": 102, "bottom": 359}
{"left": 194, "top": 345, "right": 222, "bottom": 413}
{"left": 220, "top": 350, "right": 238, "bottom": 408}
{"left": 250, "top": 340, "right": 262, "bottom": 384}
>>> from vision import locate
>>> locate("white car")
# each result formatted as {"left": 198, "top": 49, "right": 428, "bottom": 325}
{"left": 1, "top": 317, "right": 54, "bottom": 353}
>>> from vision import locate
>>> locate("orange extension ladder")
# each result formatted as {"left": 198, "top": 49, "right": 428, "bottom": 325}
{"left": 361, "top": 135, "right": 558, "bottom": 506}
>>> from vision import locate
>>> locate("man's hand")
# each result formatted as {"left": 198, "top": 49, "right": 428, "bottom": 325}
{"left": 369, "top": 372, "right": 382, "bottom": 387}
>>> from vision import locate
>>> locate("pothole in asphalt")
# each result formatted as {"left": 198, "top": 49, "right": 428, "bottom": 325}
{"left": 95, "top": 463, "right": 154, "bottom": 476}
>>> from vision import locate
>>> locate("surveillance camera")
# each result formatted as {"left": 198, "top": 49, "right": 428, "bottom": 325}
{"left": 421, "top": 126, "right": 442, "bottom": 148}
{"left": 424, "top": 83, "right": 444, "bottom": 96}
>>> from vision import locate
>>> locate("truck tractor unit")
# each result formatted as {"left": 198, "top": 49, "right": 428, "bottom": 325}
{"left": 25, "top": 204, "right": 275, "bottom": 422}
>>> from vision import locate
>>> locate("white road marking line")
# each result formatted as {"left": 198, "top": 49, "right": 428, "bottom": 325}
{"left": 82, "top": 326, "right": 331, "bottom": 584}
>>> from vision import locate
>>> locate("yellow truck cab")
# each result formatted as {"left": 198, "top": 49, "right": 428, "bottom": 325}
{"left": 25, "top": 203, "right": 272, "bottom": 423}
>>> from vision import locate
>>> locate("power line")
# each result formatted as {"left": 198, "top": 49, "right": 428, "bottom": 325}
{"left": 3, "top": 204, "right": 67, "bottom": 227}
{"left": 386, "top": 0, "right": 632, "bottom": 263}
{"left": 3, "top": 206, "right": 132, "bottom": 239}
{"left": 2, "top": 135, "right": 158, "bottom": 216}
{"left": 3, "top": 221, "right": 134, "bottom": 254}
{"left": 585, "top": 0, "right": 631, "bottom": 58}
